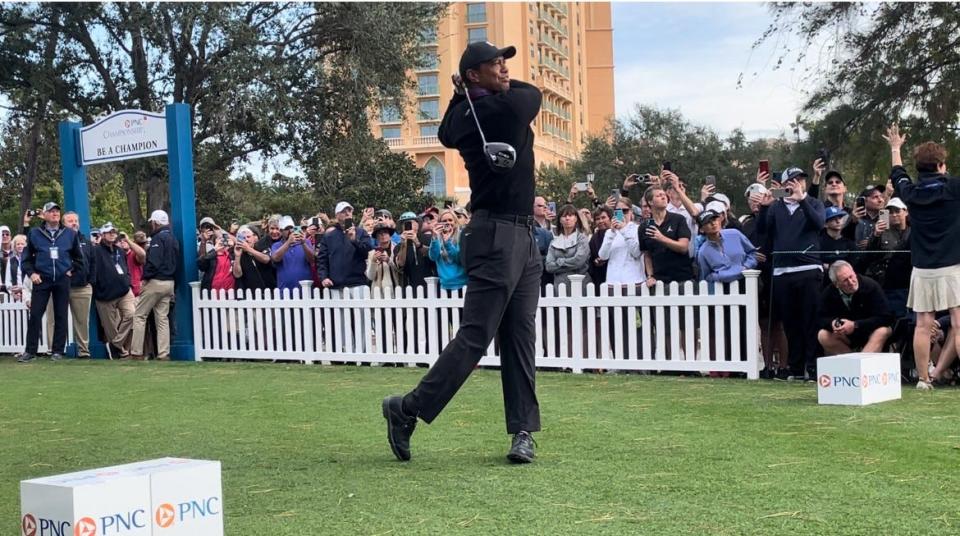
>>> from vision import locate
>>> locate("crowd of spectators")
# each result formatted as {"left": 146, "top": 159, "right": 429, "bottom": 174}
{"left": 2, "top": 125, "right": 958, "bottom": 387}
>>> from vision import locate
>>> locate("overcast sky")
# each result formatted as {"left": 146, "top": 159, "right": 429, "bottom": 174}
{"left": 612, "top": 2, "right": 817, "bottom": 140}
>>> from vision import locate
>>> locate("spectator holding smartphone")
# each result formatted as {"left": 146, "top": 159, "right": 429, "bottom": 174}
{"left": 394, "top": 212, "right": 434, "bottom": 291}
{"left": 754, "top": 167, "right": 826, "bottom": 380}
{"left": 122, "top": 231, "right": 148, "bottom": 297}
{"left": 316, "top": 201, "right": 372, "bottom": 290}
{"left": 640, "top": 185, "right": 693, "bottom": 286}
{"left": 271, "top": 216, "right": 316, "bottom": 293}
{"left": 366, "top": 222, "right": 400, "bottom": 292}
{"left": 854, "top": 185, "right": 886, "bottom": 249}
{"left": 231, "top": 226, "right": 272, "bottom": 293}
{"left": 598, "top": 197, "right": 644, "bottom": 285}
{"left": 858, "top": 197, "right": 912, "bottom": 319}
{"left": 885, "top": 124, "right": 960, "bottom": 389}
{"left": 588, "top": 207, "right": 613, "bottom": 285}
{"left": 428, "top": 209, "right": 467, "bottom": 291}
{"left": 545, "top": 204, "right": 592, "bottom": 290}
{"left": 198, "top": 230, "right": 237, "bottom": 294}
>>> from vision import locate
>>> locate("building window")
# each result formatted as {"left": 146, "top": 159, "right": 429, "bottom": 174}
{"left": 467, "top": 27, "right": 487, "bottom": 43}
{"left": 418, "top": 50, "right": 439, "bottom": 70}
{"left": 382, "top": 126, "right": 401, "bottom": 139}
{"left": 380, "top": 104, "right": 402, "bottom": 123}
{"left": 424, "top": 157, "right": 447, "bottom": 197}
{"left": 466, "top": 3, "right": 487, "bottom": 24}
{"left": 420, "top": 27, "right": 437, "bottom": 44}
{"left": 419, "top": 99, "right": 440, "bottom": 121}
{"left": 420, "top": 124, "right": 439, "bottom": 137}
{"left": 417, "top": 74, "right": 439, "bottom": 95}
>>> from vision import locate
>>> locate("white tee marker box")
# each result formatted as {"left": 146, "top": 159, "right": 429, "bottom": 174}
{"left": 816, "top": 353, "right": 902, "bottom": 406}
{"left": 20, "top": 458, "right": 223, "bottom": 536}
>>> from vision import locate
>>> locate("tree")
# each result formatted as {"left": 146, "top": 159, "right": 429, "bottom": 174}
{"left": 0, "top": 2, "right": 445, "bottom": 227}
{"left": 755, "top": 3, "right": 960, "bottom": 177}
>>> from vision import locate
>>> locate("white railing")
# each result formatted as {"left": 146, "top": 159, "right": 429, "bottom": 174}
{"left": 191, "top": 271, "right": 761, "bottom": 378}
{"left": 0, "top": 294, "right": 73, "bottom": 355}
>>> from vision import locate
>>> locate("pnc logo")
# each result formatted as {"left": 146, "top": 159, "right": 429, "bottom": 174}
{"left": 73, "top": 517, "right": 96, "bottom": 536}
{"left": 21, "top": 514, "right": 37, "bottom": 536}
{"left": 155, "top": 504, "right": 175, "bottom": 528}
{"left": 818, "top": 375, "right": 831, "bottom": 388}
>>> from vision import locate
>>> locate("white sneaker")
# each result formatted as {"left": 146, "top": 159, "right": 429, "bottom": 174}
{"left": 916, "top": 380, "right": 934, "bottom": 391}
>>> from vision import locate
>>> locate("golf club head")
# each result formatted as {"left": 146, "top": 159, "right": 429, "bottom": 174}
{"left": 484, "top": 142, "right": 516, "bottom": 173}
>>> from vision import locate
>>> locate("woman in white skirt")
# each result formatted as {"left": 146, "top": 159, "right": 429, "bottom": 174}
{"left": 885, "top": 125, "right": 960, "bottom": 389}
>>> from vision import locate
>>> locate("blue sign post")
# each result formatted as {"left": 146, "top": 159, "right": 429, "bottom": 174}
{"left": 57, "top": 103, "right": 198, "bottom": 360}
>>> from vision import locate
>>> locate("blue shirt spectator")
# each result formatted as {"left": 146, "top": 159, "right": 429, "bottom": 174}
{"left": 428, "top": 210, "right": 467, "bottom": 291}
{"left": 696, "top": 211, "right": 758, "bottom": 284}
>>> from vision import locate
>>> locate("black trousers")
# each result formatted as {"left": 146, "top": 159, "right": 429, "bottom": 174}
{"left": 404, "top": 215, "right": 543, "bottom": 434}
{"left": 772, "top": 269, "right": 822, "bottom": 374}
{"left": 25, "top": 276, "right": 71, "bottom": 355}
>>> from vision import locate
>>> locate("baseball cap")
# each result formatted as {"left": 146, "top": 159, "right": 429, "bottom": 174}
{"left": 708, "top": 193, "right": 731, "bottom": 209}
{"left": 824, "top": 170, "right": 845, "bottom": 183}
{"left": 824, "top": 206, "right": 846, "bottom": 222}
{"left": 886, "top": 197, "right": 907, "bottom": 210}
{"left": 375, "top": 209, "right": 393, "bottom": 219}
{"left": 398, "top": 211, "right": 418, "bottom": 222}
{"left": 278, "top": 216, "right": 296, "bottom": 230}
{"left": 198, "top": 217, "right": 217, "bottom": 229}
{"left": 372, "top": 222, "right": 395, "bottom": 237}
{"left": 744, "top": 183, "right": 769, "bottom": 198}
{"left": 859, "top": 185, "right": 884, "bottom": 198}
{"left": 43, "top": 201, "right": 61, "bottom": 212}
{"left": 335, "top": 201, "right": 353, "bottom": 215}
{"left": 133, "top": 231, "right": 148, "bottom": 244}
{"left": 458, "top": 41, "right": 517, "bottom": 79}
{"left": 704, "top": 201, "right": 727, "bottom": 215}
{"left": 100, "top": 222, "right": 117, "bottom": 233}
{"left": 90, "top": 228, "right": 101, "bottom": 236}
{"left": 1, "top": 225, "right": 11, "bottom": 235}
{"left": 696, "top": 209, "right": 721, "bottom": 227}
{"left": 148, "top": 209, "right": 169, "bottom": 225}
{"left": 781, "top": 168, "right": 809, "bottom": 182}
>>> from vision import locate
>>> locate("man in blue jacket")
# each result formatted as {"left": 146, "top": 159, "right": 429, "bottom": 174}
{"left": 755, "top": 167, "right": 826, "bottom": 381}
{"left": 19, "top": 202, "right": 84, "bottom": 363}
{"left": 316, "top": 201, "right": 372, "bottom": 290}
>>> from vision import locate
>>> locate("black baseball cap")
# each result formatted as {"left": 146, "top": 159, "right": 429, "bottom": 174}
{"left": 458, "top": 41, "right": 516, "bottom": 79}
{"left": 824, "top": 170, "right": 845, "bottom": 183}
{"left": 696, "top": 209, "right": 722, "bottom": 227}
{"left": 859, "top": 185, "right": 884, "bottom": 197}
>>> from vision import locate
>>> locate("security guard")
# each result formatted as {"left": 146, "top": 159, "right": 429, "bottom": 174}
{"left": 19, "top": 202, "right": 84, "bottom": 363}
{"left": 383, "top": 41, "right": 543, "bottom": 463}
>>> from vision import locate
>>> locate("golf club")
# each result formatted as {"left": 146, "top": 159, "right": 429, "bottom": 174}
{"left": 463, "top": 87, "right": 517, "bottom": 173}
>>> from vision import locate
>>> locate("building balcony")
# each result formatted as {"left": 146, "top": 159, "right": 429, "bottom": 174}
{"left": 540, "top": 75, "right": 570, "bottom": 97}
{"left": 546, "top": 1, "right": 568, "bottom": 18}
{"left": 539, "top": 57, "right": 570, "bottom": 80}
{"left": 383, "top": 135, "right": 441, "bottom": 150}
{"left": 538, "top": 9, "right": 568, "bottom": 36}
{"left": 538, "top": 33, "right": 569, "bottom": 59}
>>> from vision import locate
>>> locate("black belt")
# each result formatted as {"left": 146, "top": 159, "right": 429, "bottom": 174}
{"left": 471, "top": 210, "right": 535, "bottom": 227}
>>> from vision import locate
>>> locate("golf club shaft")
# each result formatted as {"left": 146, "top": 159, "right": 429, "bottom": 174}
{"left": 463, "top": 88, "right": 489, "bottom": 146}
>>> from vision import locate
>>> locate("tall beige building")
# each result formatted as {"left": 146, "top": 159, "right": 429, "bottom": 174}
{"left": 378, "top": 2, "right": 615, "bottom": 203}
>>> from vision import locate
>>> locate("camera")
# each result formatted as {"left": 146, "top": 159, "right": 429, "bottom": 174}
{"left": 26, "top": 209, "right": 40, "bottom": 218}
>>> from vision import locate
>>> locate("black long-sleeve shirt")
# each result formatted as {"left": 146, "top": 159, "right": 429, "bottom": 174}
{"left": 818, "top": 275, "right": 893, "bottom": 334}
{"left": 438, "top": 80, "right": 541, "bottom": 216}
{"left": 891, "top": 166, "right": 960, "bottom": 269}
{"left": 143, "top": 226, "right": 179, "bottom": 281}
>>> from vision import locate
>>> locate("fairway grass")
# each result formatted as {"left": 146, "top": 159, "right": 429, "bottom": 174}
{"left": 1, "top": 358, "right": 959, "bottom": 535}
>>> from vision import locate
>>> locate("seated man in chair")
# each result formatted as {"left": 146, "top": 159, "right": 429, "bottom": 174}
{"left": 818, "top": 260, "right": 894, "bottom": 355}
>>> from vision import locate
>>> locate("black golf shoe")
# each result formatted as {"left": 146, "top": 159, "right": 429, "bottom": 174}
{"left": 507, "top": 431, "right": 535, "bottom": 464}
{"left": 382, "top": 395, "right": 417, "bottom": 461}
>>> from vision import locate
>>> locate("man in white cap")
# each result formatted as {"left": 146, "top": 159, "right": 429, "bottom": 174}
{"left": 0, "top": 225, "right": 12, "bottom": 260}
{"left": 316, "top": 202, "right": 372, "bottom": 290}
{"left": 90, "top": 222, "right": 135, "bottom": 358}
{"left": 129, "top": 209, "right": 180, "bottom": 360}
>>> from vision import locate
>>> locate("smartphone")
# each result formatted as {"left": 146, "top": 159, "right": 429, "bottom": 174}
{"left": 574, "top": 182, "right": 588, "bottom": 192}
{"left": 220, "top": 233, "right": 230, "bottom": 246}
{"left": 705, "top": 175, "right": 717, "bottom": 187}
{"left": 771, "top": 189, "right": 789, "bottom": 199}
{"left": 879, "top": 209, "right": 890, "bottom": 227}
{"left": 310, "top": 217, "right": 320, "bottom": 228}
{"left": 662, "top": 160, "right": 673, "bottom": 172}
{"left": 403, "top": 220, "right": 413, "bottom": 232}
{"left": 758, "top": 160, "right": 770, "bottom": 176}
{"left": 613, "top": 209, "right": 625, "bottom": 223}
{"left": 343, "top": 218, "right": 354, "bottom": 230}
{"left": 548, "top": 201, "right": 557, "bottom": 213}
{"left": 818, "top": 148, "right": 830, "bottom": 169}
{"left": 855, "top": 196, "right": 865, "bottom": 210}
{"left": 611, "top": 189, "right": 621, "bottom": 205}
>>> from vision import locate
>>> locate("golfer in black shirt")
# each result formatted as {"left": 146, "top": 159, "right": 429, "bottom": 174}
{"left": 383, "top": 42, "right": 543, "bottom": 463}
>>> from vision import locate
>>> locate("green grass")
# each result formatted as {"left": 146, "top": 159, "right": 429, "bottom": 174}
{"left": 1, "top": 358, "right": 959, "bottom": 535}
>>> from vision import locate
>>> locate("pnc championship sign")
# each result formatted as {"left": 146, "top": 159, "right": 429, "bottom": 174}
{"left": 20, "top": 459, "right": 223, "bottom": 536}
{"left": 817, "top": 353, "right": 902, "bottom": 406}
{"left": 79, "top": 110, "right": 168, "bottom": 166}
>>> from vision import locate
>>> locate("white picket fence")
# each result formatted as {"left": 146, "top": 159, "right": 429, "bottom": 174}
{"left": 191, "top": 271, "right": 762, "bottom": 378}
{"left": 0, "top": 294, "right": 72, "bottom": 355}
